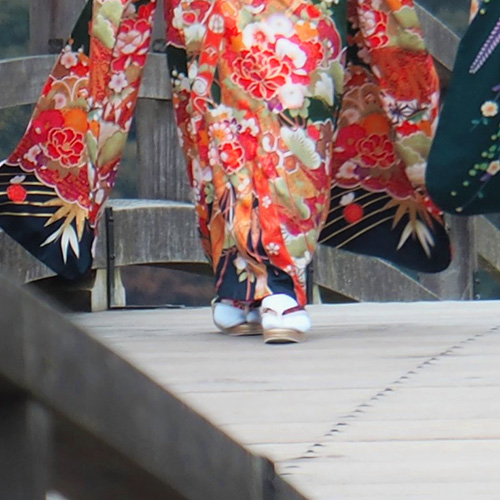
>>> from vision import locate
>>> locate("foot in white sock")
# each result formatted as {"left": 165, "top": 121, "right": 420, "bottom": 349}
{"left": 212, "top": 299, "right": 262, "bottom": 336}
{"left": 261, "top": 294, "right": 311, "bottom": 344}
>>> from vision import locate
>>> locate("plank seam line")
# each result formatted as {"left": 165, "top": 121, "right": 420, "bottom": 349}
{"left": 283, "top": 325, "right": 500, "bottom": 465}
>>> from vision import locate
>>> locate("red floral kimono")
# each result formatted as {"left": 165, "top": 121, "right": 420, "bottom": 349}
{"left": 0, "top": 0, "right": 450, "bottom": 304}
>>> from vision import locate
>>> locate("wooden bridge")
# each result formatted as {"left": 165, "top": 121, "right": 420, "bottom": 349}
{"left": 2, "top": 1, "right": 500, "bottom": 499}
{"left": 2, "top": 275, "right": 500, "bottom": 499}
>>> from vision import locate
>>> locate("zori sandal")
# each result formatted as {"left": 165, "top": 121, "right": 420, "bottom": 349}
{"left": 261, "top": 294, "right": 311, "bottom": 344}
{"left": 212, "top": 298, "right": 262, "bottom": 336}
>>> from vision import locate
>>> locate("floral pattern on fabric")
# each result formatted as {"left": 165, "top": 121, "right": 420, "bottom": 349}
{"left": 0, "top": 0, "right": 156, "bottom": 277}
{"left": 166, "top": 0, "right": 347, "bottom": 305}
{"left": 1, "top": 0, "right": 451, "bottom": 296}
{"left": 166, "top": 0, "right": 450, "bottom": 304}
{"left": 319, "top": 0, "right": 450, "bottom": 272}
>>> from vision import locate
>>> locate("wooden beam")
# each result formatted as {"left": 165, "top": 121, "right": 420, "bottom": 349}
{"left": 0, "top": 54, "right": 171, "bottom": 110}
{"left": 0, "top": 275, "right": 306, "bottom": 500}
{"left": 415, "top": 3, "right": 460, "bottom": 71}
{"left": 0, "top": 394, "right": 52, "bottom": 500}
{"left": 315, "top": 245, "right": 438, "bottom": 302}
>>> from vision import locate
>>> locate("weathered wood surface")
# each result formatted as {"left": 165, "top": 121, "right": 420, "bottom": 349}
{"left": 0, "top": 275, "right": 305, "bottom": 500}
{"left": 415, "top": 3, "right": 461, "bottom": 71}
{"left": 418, "top": 216, "right": 477, "bottom": 300}
{"left": 0, "top": 398, "right": 52, "bottom": 500}
{"left": 315, "top": 246, "right": 438, "bottom": 302}
{"left": 75, "top": 300, "right": 500, "bottom": 500}
{"left": 0, "top": 200, "right": 201, "bottom": 284}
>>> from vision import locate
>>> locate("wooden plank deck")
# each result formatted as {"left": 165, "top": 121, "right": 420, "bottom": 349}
{"left": 74, "top": 301, "right": 500, "bottom": 500}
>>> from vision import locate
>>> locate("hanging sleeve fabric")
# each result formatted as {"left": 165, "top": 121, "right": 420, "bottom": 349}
{"left": 319, "top": 0, "right": 451, "bottom": 273}
{"left": 0, "top": 0, "right": 157, "bottom": 278}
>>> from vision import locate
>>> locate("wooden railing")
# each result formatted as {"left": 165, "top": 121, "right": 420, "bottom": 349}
{"left": 0, "top": 274, "right": 307, "bottom": 500}
{"left": 1, "top": 0, "right": 497, "bottom": 310}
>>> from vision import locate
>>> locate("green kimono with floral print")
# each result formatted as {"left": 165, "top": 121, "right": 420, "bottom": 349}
{"left": 427, "top": 0, "right": 500, "bottom": 215}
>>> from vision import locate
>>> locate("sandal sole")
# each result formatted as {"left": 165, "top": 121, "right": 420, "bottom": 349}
{"left": 223, "top": 323, "right": 263, "bottom": 336}
{"left": 263, "top": 328, "right": 304, "bottom": 344}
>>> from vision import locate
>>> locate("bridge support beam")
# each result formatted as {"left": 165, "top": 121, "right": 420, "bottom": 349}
{"left": 0, "top": 391, "right": 52, "bottom": 500}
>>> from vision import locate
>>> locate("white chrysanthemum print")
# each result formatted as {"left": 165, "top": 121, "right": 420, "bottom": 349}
{"left": 242, "top": 22, "right": 275, "bottom": 48}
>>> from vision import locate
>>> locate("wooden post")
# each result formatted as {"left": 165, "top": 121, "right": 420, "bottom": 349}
{"left": 0, "top": 393, "right": 52, "bottom": 499}
{"left": 419, "top": 216, "right": 477, "bottom": 300}
{"left": 30, "top": 0, "right": 86, "bottom": 54}
{"left": 136, "top": 99, "right": 190, "bottom": 201}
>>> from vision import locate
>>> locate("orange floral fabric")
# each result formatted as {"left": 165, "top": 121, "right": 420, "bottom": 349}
{"left": 0, "top": 0, "right": 450, "bottom": 293}
{"left": 166, "top": 0, "right": 450, "bottom": 304}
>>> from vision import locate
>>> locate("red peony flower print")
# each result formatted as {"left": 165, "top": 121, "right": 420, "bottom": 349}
{"left": 358, "top": 134, "right": 396, "bottom": 169}
{"left": 112, "top": 18, "right": 152, "bottom": 72}
{"left": 7, "top": 184, "right": 27, "bottom": 203}
{"left": 46, "top": 127, "right": 85, "bottom": 168}
{"left": 30, "top": 110, "right": 65, "bottom": 143}
{"left": 366, "top": 31, "right": 390, "bottom": 49}
{"left": 231, "top": 49, "right": 290, "bottom": 101}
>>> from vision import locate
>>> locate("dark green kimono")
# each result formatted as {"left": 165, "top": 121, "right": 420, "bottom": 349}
{"left": 427, "top": 0, "right": 500, "bottom": 215}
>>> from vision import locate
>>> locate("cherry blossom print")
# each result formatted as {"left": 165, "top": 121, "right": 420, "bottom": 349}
{"left": 60, "top": 47, "right": 79, "bottom": 69}
{"left": 109, "top": 72, "right": 129, "bottom": 93}
{"left": 265, "top": 14, "right": 294, "bottom": 38}
{"left": 161, "top": 0, "right": 448, "bottom": 306}
{"left": 242, "top": 22, "right": 275, "bottom": 48}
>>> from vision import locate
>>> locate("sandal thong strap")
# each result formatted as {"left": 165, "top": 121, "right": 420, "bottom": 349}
{"left": 261, "top": 305, "right": 305, "bottom": 316}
